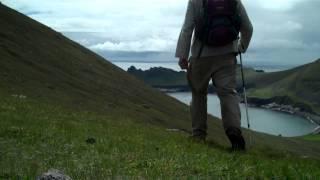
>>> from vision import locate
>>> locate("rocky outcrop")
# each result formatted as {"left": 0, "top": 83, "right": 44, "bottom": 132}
{"left": 37, "top": 169, "right": 71, "bottom": 180}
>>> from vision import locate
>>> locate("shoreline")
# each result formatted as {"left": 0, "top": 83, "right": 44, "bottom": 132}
{"left": 247, "top": 102, "right": 320, "bottom": 127}
{"left": 161, "top": 88, "right": 320, "bottom": 134}
{"left": 245, "top": 97, "right": 320, "bottom": 127}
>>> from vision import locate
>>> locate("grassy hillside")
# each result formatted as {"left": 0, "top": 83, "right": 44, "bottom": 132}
{"left": 0, "top": 3, "right": 192, "bottom": 130}
{"left": 1, "top": 3, "right": 320, "bottom": 178}
{"left": 2, "top": 94, "right": 320, "bottom": 178}
{"left": 246, "top": 59, "right": 320, "bottom": 114}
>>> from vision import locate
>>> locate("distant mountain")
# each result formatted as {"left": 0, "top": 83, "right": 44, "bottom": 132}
{"left": 127, "top": 65, "right": 263, "bottom": 91}
{"left": 127, "top": 59, "right": 320, "bottom": 115}
{"left": 127, "top": 66, "right": 190, "bottom": 91}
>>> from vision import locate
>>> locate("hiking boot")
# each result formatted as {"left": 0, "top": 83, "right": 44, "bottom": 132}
{"left": 226, "top": 128, "right": 246, "bottom": 151}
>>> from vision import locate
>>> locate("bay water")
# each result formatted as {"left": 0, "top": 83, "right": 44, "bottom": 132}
{"left": 168, "top": 92, "right": 318, "bottom": 137}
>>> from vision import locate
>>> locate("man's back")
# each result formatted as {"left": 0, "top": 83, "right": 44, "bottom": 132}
{"left": 175, "top": 0, "right": 253, "bottom": 59}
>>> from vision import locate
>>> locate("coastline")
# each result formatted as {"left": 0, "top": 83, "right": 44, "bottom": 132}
{"left": 249, "top": 102, "right": 320, "bottom": 124}
{"left": 256, "top": 104, "right": 320, "bottom": 135}
{"left": 246, "top": 97, "right": 320, "bottom": 126}
{"left": 160, "top": 88, "right": 320, "bottom": 134}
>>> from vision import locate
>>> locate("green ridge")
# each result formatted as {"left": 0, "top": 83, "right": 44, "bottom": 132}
{"left": 245, "top": 60, "right": 320, "bottom": 114}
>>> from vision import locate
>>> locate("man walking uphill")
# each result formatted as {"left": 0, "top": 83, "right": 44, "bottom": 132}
{"left": 175, "top": 0, "right": 253, "bottom": 150}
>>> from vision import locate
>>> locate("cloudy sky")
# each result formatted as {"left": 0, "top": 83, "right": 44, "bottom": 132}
{"left": 2, "top": 0, "right": 320, "bottom": 66}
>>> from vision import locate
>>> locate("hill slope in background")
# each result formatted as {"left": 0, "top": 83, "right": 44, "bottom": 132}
{"left": 1, "top": 3, "right": 320, "bottom": 178}
{"left": 245, "top": 59, "right": 320, "bottom": 114}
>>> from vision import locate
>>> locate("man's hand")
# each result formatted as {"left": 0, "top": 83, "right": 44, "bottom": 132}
{"left": 178, "top": 58, "right": 189, "bottom": 70}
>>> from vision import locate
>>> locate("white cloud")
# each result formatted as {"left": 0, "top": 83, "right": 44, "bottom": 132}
{"left": 253, "top": 39, "right": 306, "bottom": 49}
{"left": 243, "top": 0, "right": 304, "bottom": 11}
{"left": 3, "top": 0, "right": 184, "bottom": 52}
{"left": 90, "top": 38, "right": 176, "bottom": 52}
{"left": 2, "top": 0, "right": 186, "bottom": 31}
{"left": 2, "top": 0, "right": 319, "bottom": 64}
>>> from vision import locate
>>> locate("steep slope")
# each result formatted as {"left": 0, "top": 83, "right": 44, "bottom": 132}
{"left": 246, "top": 59, "right": 320, "bottom": 114}
{"left": 1, "top": 4, "right": 320, "bottom": 177}
{"left": 0, "top": 3, "right": 194, "bottom": 130}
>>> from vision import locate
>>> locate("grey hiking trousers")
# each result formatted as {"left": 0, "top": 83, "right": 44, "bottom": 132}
{"left": 187, "top": 53, "right": 241, "bottom": 137}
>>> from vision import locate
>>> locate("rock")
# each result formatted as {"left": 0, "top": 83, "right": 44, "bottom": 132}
{"left": 255, "top": 69, "right": 265, "bottom": 73}
{"left": 166, "top": 128, "right": 191, "bottom": 134}
{"left": 166, "top": 128, "right": 181, "bottom": 132}
{"left": 313, "top": 127, "right": 320, "bottom": 135}
{"left": 37, "top": 169, "right": 71, "bottom": 180}
{"left": 142, "top": 104, "right": 150, "bottom": 109}
{"left": 11, "top": 94, "right": 27, "bottom": 99}
{"left": 86, "top": 137, "right": 96, "bottom": 144}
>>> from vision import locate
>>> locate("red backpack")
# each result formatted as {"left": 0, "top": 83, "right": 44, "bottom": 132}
{"left": 195, "top": 0, "right": 241, "bottom": 52}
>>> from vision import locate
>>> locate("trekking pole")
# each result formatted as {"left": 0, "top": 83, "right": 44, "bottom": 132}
{"left": 239, "top": 52, "right": 252, "bottom": 147}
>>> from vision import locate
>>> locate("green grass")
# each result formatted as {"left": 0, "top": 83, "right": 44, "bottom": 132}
{"left": 1, "top": 94, "right": 320, "bottom": 179}
{"left": 302, "top": 135, "right": 320, "bottom": 142}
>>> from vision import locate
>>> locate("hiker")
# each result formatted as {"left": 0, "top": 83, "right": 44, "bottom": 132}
{"left": 175, "top": 0, "right": 253, "bottom": 150}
